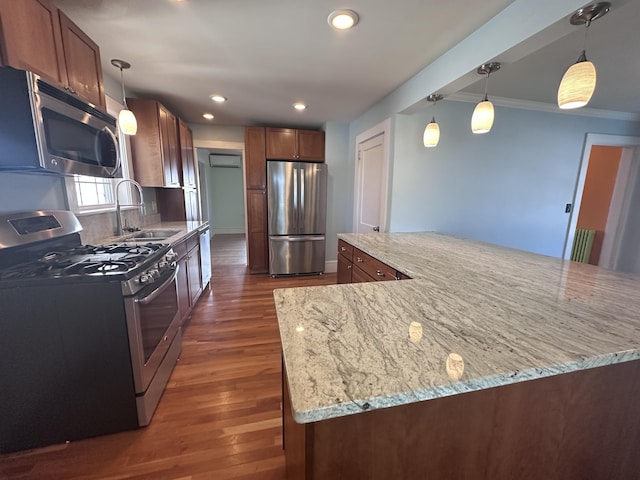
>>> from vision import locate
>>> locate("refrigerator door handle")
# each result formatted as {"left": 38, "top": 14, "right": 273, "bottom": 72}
{"left": 270, "top": 236, "right": 325, "bottom": 242}
{"left": 299, "top": 166, "right": 305, "bottom": 233}
{"left": 293, "top": 167, "right": 298, "bottom": 232}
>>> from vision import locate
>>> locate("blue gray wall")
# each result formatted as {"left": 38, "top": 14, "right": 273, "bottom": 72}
{"left": 323, "top": 121, "right": 351, "bottom": 263}
{"left": 205, "top": 165, "right": 245, "bottom": 233}
{"left": 390, "top": 102, "right": 640, "bottom": 257}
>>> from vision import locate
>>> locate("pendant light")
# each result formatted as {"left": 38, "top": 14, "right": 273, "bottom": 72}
{"left": 111, "top": 59, "right": 137, "bottom": 135}
{"left": 557, "top": 2, "right": 610, "bottom": 110}
{"left": 423, "top": 94, "right": 443, "bottom": 148}
{"left": 471, "top": 62, "right": 500, "bottom": 134}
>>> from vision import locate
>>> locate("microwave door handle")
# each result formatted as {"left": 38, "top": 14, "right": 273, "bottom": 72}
{"left": 96, "top": 126, "right": 121, "bottom": 177}
{"left": 135, "top": 266, "right": 179, "bottom": 305}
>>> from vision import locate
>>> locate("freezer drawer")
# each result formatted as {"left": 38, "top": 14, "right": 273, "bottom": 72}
{"left": 269, "top": 236, "right": 325, "bottom": 276}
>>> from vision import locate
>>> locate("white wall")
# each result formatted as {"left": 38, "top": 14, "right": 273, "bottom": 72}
{"left": 616, "top": 159, "right": 640, "bottom": 274}
{"left": 391, "top": 101, "right": 640, "bottom": 257}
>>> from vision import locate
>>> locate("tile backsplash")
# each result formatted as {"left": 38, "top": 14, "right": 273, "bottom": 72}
{"left": 78, "top": 209, "right": 161, "bottom": 245}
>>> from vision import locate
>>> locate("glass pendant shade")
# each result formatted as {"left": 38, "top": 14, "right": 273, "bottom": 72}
{"left": 423, "top": 119, "right": 440, "bottom": 147}
{"left": 471, "top": 100, "right": 494, "bottom": 134}
{"left": 118, "top": 109, "right": 138, "bottom": 135}
{"left": 557, "top": 58, "right": 596, "bottom": 109}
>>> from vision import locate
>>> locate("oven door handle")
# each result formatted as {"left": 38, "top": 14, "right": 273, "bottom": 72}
{"left": 135, "top": 266, "right": 179, "bottom": 305}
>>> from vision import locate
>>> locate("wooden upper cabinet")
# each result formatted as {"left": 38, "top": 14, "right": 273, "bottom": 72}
{"left": 0, "top": 0, "right": 105, "bottom": 109}
{"left": 127, "top": 98, "right": 181, "bottom": 188}
{"left": 58, "top": 11, "right": 105, "bottom": 109}
{"left": 178, "top": 119, "right": 197, "bottom": 188}
{"left": 0, "top": 0, "right": 66, "bottom": 85}
{"left": 245, "top": 127, "right": 267, "bottom": 189}
{"left": 266, "top": 128, "right": 325, "bottom": 162}
{"left": 297, "top": 129, "right": 325, "bottom": 161}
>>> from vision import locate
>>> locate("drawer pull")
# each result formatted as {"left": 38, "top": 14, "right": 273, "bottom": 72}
{"left": 340, "top": 246, "right": 347, "bottom": 252}
{"left": 347, "top": 265, "right": 352, "bottom": 269}
{"left": 376, "top": 270, "right": 385, "bottom": 277}
{"left": 356, "top": 257, "right": 364, "bottom": 263}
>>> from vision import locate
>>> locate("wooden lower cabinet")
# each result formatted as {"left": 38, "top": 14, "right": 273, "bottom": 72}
{"left": 337, "top": 240, "right": 410, "bottom": 283}
{"left": 174, "top": 233, "right": 202, "bottom": 325}
{"left": 336, "top": 254, "right": 352, "bottom": 284}
{"left": 247, "top": 189, "right": 268, "bottom": 273}
{"left": 282, "top": 359, "right": 640, "bottom": 480}
{"left": 351, "top": 265, "right": 375, "bottom": 283}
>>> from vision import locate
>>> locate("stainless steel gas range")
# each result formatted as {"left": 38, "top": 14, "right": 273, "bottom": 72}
{"left": 0, "top": 210, "right": 182, "bottom": 453}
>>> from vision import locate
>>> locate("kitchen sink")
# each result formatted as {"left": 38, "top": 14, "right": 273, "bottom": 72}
{"left": 127, "top": 229, "right": 181, "bottom": 241}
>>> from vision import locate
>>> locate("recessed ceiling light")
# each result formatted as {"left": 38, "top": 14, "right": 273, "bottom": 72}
{"left": 210, "top": 95, "right": 227, "bottom": 103}
{"left": 202, "top": 113, "right": 214, "bottom": 120}
{"left": 328, "top": 9, "right": 359, "bottom": 30}
{"left": 293, "top": 103, "right": 307, "bottom": 111}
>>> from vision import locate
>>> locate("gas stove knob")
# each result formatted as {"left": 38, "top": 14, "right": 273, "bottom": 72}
{"left": 165, "top": 251, "right": 178, "bottom": 263}
{"left": 158, "top": 260, "right": 169, "bottom": 271}
{"left": 148, "top": 268, "right": 160, "bottom": 280}
{"left": 139, "top": 273, "right": 152, "bottom": 285}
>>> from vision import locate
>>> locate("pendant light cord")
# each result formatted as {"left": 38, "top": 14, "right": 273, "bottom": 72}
{"left": 483, "top": 72, "right": 490, "bottom": 102}
{"left": 120, "top": 68, "right": 128, "bottom": 108}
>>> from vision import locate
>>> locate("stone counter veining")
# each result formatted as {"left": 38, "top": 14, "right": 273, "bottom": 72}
{"left": 274, "top": 232, "right": 640, "bottom": 424}
{"left": 98, "top": 220, "right": 208, "bottom": 246}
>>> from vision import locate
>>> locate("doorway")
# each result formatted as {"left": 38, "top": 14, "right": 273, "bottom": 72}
{"left": 564, "top": 133, "right": 640, "bottom": 273}
{"left": 195, "top": 146, "right": 247, "bottom": 269}
{"left": 353, "top": 119, "right": 391, "bottom": 233}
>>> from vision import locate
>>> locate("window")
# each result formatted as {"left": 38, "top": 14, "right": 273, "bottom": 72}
{"left": 74, "top": 175, "right": 115, "bottom": 209}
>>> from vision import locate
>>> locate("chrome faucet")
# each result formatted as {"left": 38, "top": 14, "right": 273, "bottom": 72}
{"left": 115, "top": 179, "right": 145, "bottom": 235}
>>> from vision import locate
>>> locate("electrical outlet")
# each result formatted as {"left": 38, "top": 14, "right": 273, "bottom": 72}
{"left": 565, "top": 203, "right": 572, "bottom": 213}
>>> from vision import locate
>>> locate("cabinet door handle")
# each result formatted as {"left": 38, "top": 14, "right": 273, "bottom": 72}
{"left": 340, "top": 246, "right": 347, "bottom": 252}
{"left": 347, "top": 265, "right": 352, "bottom": 269}
{"left": 376, "top": 270, "right": 385, "bottom": 277}
{"left": 356, "top": 257, "right": 364, "bottom": 263}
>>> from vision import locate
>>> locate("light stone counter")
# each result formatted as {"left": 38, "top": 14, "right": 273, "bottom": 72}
{"left": 274, "top": 232, "right": 640, "bottom": 423}
{"left": 98, "top": 220, "right": 208, "bottom": 246}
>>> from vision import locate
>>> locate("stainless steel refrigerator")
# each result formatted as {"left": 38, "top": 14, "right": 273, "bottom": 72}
{"left": 267, "top": 161, "right": 327, "bottom": 276}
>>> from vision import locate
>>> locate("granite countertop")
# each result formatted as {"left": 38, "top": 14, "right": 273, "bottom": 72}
{"left": 98, "top": 220, "right": 208, "bottom": 246}
{"left": 274, "top": 232, "right": 640, "bottom": 423}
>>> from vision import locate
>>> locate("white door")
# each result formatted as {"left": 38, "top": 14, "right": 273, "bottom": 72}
{"left": 354, "top": 126, "right": 389, "bottom": 233}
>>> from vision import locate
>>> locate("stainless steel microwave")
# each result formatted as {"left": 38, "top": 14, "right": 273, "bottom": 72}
{"left": 0, "top": 67, "right": 121, "bottom": 178}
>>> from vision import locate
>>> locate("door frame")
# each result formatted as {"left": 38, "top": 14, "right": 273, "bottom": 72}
{"left": 563, "top": 133, "right": 640, "bottom": 261}
{"left": 353, "top": 118, "right": 392, "bottom": 233}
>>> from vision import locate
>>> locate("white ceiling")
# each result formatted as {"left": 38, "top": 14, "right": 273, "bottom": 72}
{"left": 55, "top": 0, "right": 515, "bottom": 128}
{"left": 461, "top": 0, "right": 640, "bottom": 115}
{"left": 55, "top": 0, "right": 639, "bottom": 128}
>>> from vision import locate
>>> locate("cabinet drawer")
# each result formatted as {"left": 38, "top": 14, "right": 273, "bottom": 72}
{"left": 396, "top": 271, "right": 411, "bottom": 280}
{"left": 337, "top": 239, "right": 353, "bottom": 261}
{"left": 353, "top": 248, "right": 396, "bottom": 282}
{"left": 351, "top": 265, "right": 375, "bottom": 283}
{"left": 172, "top": 240, "right": 188, "bottom": 260}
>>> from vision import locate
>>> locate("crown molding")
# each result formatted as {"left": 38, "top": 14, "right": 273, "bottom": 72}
{"left": 446, "top": 92, "right": 640, "bottom": 122}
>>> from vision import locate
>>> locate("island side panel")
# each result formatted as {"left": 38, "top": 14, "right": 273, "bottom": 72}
{"left": 283, "top": 359, "right": 640, "bottom": 480}
{"left": 283, "top": 364, "right": 314, "bottom": 480}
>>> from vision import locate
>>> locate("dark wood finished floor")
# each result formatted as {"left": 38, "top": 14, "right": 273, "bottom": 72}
{"left": 0, "top": 236, "right": 336, "bottom": 480}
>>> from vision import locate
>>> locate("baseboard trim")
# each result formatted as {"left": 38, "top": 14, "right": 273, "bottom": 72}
{"left": 211, "top": 227, "right": 245, "bottom": 235}
{"left": 324, "top": 260, "right": 337, "bottom": 273}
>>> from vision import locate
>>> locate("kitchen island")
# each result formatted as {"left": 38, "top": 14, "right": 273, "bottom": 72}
{"left": 274, "top": 232, "right": 640, "bottom": 479}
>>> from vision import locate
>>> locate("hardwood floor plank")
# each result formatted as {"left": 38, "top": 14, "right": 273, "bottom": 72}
{"left": 0, "top": 239, "right": 336, "bottom": 479}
